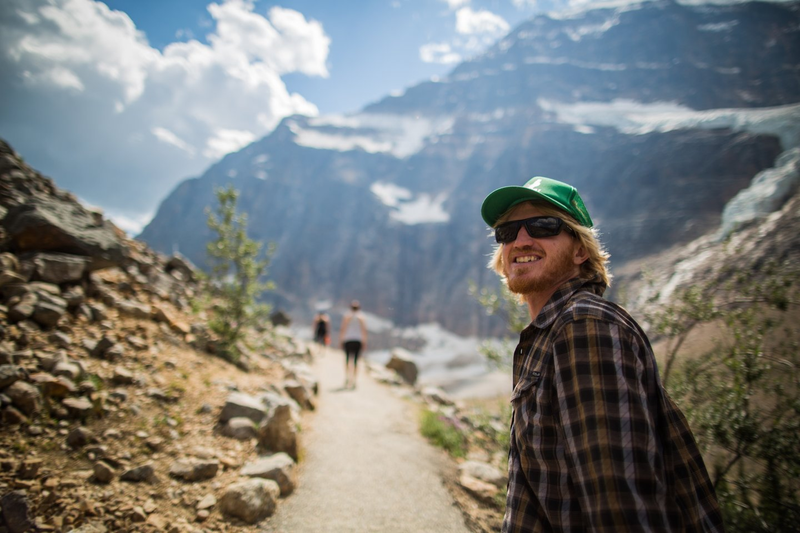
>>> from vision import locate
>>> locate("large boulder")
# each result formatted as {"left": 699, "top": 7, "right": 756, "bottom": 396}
{"left": 257, "top": 403, "right": 298, "bottom": 460}
{"left": 386, "top": 348, "right": 418, "bottom": 385}
{"left": 22, "top": 252, "right": 90, "bottom": 283}
{"left": 2, "top": 199, "right": 130, "bottom": 271}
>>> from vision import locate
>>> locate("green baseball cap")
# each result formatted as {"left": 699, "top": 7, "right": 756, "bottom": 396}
{"left": 481, "top": 176, "right": 594, "bottom": 228}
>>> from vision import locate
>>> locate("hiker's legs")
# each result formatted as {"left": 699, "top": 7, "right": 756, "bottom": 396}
{"left": 343, "top": 341, "right": 362, "bottom": 388}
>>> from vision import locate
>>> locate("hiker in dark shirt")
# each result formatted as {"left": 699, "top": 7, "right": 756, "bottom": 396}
{"left": 481, "top": 176, "right": 724, "bottom": 532}
{"left": 313, "top": 312, "right": 330, "bottom": 346}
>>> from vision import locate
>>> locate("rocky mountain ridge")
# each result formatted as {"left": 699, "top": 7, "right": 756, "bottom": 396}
{"left": 139, "top": 0, "right": 800, "bottom": 336}
{"left": 0, "top": 139, "right": 322, "bottom": 532}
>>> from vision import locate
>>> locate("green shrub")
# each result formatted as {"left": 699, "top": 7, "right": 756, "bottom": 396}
{"left": 420, "top": 408, "right": 467, "bottom": 458}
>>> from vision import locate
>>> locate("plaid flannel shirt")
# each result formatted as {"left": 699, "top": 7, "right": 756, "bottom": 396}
{"left": 502, "top": 277, "right": 725, "bottom": 532}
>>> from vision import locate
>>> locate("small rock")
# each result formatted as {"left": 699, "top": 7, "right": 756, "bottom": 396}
{"left": 196, "top": 494, "right": 216, "bottom": 510}
{"left": 5, "top": 380, "right": 41, "bottom": 415}
{"left": 131, "top": 506, "right": 147, "bottom": 522}
{"left": 62, "top": 396, "right": 94, "bottom": 419}
{"left": 120, "top": 463, "right": 155, "bottom": 483}
{"left": 220, "top": 417, "right": 258, "bottom": 440}
{"left": 112, "top": 366, "right": 135, "bottom": 385}
{"left": 169, "top": 459, "right": 219, "bottom": 482}
{"left": 93, "top": 461, "right": 114, "bottom": 484}
{"left": 66, "top": 426, "right": 96, "bottom": 448}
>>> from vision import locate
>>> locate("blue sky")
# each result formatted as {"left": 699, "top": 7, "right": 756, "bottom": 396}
{"left": 0, "top": 0, "right": 573, "bottom": 233}
{"left": 103, "top": 0, "right": 549, "bottom": 114}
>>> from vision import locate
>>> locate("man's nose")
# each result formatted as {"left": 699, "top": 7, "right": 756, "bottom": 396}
{"left": 513, "top": 223, "right": 535, "bottom": 245}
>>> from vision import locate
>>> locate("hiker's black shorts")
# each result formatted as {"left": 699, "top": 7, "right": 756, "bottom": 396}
{"left": 344, "top": 341, "right": 363, "bottom": 365}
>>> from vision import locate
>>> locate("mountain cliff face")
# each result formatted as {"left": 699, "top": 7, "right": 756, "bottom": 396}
{"left": 139, "top": 0, "right": 800, "bottom": 336}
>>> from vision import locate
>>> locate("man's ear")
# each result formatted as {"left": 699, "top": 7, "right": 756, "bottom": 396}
{"left": 573, "top": 243, "right": 589, "bottom": 265}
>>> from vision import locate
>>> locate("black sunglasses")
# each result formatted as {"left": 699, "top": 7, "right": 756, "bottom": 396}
{"left": 494, "top": 216, "right": 573, "bottom": 244}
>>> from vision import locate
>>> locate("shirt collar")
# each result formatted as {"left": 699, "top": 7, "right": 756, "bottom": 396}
{"left": 530, "top": 276, "right": 606, "bottom": 329}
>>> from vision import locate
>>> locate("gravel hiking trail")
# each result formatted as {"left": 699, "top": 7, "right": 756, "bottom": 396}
{"left": 262, "top": 347, "right": 471, "bottom": 533}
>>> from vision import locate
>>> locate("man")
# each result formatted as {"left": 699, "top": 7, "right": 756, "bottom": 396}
{"left": 481, "top": 176, "right": 724, "bottom": 532}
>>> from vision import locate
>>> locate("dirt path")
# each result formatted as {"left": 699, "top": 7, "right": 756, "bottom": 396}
{"left": 262, "top": 348, "right": 471, "bottom": 533}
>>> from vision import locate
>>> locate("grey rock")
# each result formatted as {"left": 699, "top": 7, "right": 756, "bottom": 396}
{"left": 4, "top": 380, "right": 41, "bottom": 415}
{"left": 2, "top": 405, "right": 27, "bottom": 424}
{"left": 458, "top": 460, "right": 507, "bottom": 489}
{"left": 283, "top": 379, "right": 315, "bottom": 411}
{"left": 0, "top": 364, "right": 24, "bottom": 388}
{"left": 112, "top": 366, "right": 135, "bottom": 385}
{"left": 62, "top": 396, "right": 94, "bottom": 419}
{"left": 421, "top": 386, "right": 455, "bottom": 407}
{"left": 219, "top": 478, "right": 280, "bottom": 524}
{"left": 220, "top": 417, "right": 258, "bottom": 440}
{"left": 31, "top": 300, "right": 67, "bottom": 328}
{"left": 48, "top": 330, "right": 72, "bottom": 348}
{"left": 2, "top": 193, "right": 130, "bottom": 271}
{"left": 169, "top": 459, "right": 219, "bottom": 482}
{"left": 25, "top": 252, "right": 89, "bottom": 283}
{"left": 0, "top": 490, "right": 34, "bottom": 533}
{"left": 90, "top": 336, "right": 115, "bottom": 359}
{"left": 386, "top": 348, "right": 418, "bottom": 385}
{"left": 120, "top": 462, "right": 156, "bottom": 483}
{"left": 92, "top": 460, "right": 115, "bottom": 483}
{"left": 116, "top": 299, "right": 151, "bottom": 319}
{"left": 67, "top": 426, "right": 96, "bottom": 448}
{"left": 196, "top": 493, "right": 217, "bottom": 510}
{"left": 219, "top": 392, "right": 268, "bottom": 424}
{"left": 258, "top": 403, "right": 298, "bottom": 460}
{"left": 52, "top": 360, "right": 82, "bottom": 381}
{"left": 61, "top": 285, "right": 86, "bottom": 308}
{"left": 240, "top": 452, "right": 296, "bottom": 496}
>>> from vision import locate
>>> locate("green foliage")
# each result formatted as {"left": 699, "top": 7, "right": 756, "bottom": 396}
{"left": 419, "top": 408, "right": 468, "bottom": 458}
{"left": 468, "top": 280, "right": 529, "bottom": 368}
{"left": 649, "top": 259, "right": 800, "bottom": 532}
{"left": 205, "top": 185, "right": 275, "bottom": 362}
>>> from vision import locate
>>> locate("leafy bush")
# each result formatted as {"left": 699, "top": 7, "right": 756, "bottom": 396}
{"left": 648, "top": 259, "right": 800, "bottom": 532}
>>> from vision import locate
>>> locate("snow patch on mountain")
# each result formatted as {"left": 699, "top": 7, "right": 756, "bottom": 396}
{"left": 371, "top": 182, "right": 450, "bottom": 225}
{"left": 719, "top": 148, "right": 800, "bottom": 237}
{"left": 287, "top": 113, "right": 454, "bottom": 158}
{"left": 540, "top": 99, "right": 800, "bottom": 235}
{"left": 538, "top": 99, "right": 800, "bottom": 149}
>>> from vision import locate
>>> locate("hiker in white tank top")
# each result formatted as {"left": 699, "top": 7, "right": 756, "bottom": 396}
{"left": 339, "top": 300, "right": 368, "bottom": 389}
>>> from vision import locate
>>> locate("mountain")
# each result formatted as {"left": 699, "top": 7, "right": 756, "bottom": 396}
{"left": 139, "top": 0, "right": 800, "bottom": 336}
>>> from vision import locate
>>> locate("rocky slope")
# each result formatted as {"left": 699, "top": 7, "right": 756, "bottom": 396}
{"left": 138, "top": 0, "right": 800, "bottom": 336}
{"left": 0, "top": 139, "right": 322, "bottom": 532}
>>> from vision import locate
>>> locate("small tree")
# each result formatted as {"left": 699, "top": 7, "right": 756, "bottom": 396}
{"left": 468, "top": 280, "right": 529, "bottom": 367}
{"left": 205, "top": 185, "right": 274, "bottom": 361}
{"left": 647, "top": 259, "right": 800, "bottom": 532}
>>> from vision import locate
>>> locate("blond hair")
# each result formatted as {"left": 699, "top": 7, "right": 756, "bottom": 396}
{"left": 488, "top": 200, "right": 611, "bottom": 289}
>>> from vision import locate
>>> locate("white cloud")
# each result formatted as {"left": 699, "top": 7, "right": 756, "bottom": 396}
{"left": 203, "top": 128, "right": 256, "bottom": 159}
{"left": 152, "top": 127, "right": 196, "bottom": 156}
{"left": 441, "top": 0, "right": 471, "bottom": 9}
{"left": 0, "top": 0, "right": 330, "bottom": 225}
{"left": 455, "top": 7, "right": 509, "bottom": 36}
{"left": 419, "top": 42, "right": 462, "bottom": 64}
